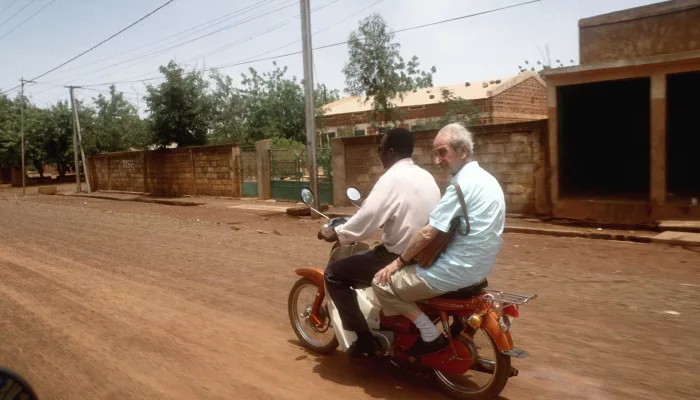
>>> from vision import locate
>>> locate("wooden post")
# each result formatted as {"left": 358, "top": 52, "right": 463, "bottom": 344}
{"left": 229, "top": 145, "right": 242, "bottom": 197}
{"left": 546, "top": 84, "right": 559, "bottom": 210}
{"left": 256, "top": 139, "right": 272, "bottom": 200}
{"left": 142, "top": 152, "right": 149, "bottom": 194}
{"left": 107, "top": 156, "right": 112, "bottom": 191}
{"left": 189, "top": 149, "right": 197, "bottom": 197}
{"left": 331, "top": 137, "right": 346, "bottom": 206}
{"left": 650, "top": 73, "right": 667, "bottom": 213}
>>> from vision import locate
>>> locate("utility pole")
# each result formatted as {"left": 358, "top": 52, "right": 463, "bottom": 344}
{"left": 19, "top": 78, "right": 36, "bottom": 196}
{"left": 299, "top": 0, "right": 320, "bottom": 216}
{"left": 68, "top": 86, "right": 91, "bottom": 193}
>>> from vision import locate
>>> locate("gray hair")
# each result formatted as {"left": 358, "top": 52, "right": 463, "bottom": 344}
{"left": 438, "top": 123, "right": 474, "bottom": 157}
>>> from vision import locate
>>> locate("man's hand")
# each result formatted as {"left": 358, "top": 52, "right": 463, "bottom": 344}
{"left": 317, "top": 226, "right": 338, "bottom": 242}
{"left": 374, "top": 259, "right": 402, "bottom": 286}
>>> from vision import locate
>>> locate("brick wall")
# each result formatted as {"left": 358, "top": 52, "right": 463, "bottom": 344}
{"left": 579, "top": 1, "right": 700, "bottom": 64}
{"left": 89, "top": 144, "right": 242, "bottom": 198}
{"left": 320, "top": 78, "right": 547, "bottom": 133}
{"left": 332, "top": 120, "right": 550, "bottom": 215}
{"left": 489, "top": 77, "right": 548, "bottom": 124}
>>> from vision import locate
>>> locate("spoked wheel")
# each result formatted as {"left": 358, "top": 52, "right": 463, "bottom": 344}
{"left": 288, "top": 277, "right": 338, "bottom": 354}
{"left": 434, "top": 328, "right": 511, "bottom": 400}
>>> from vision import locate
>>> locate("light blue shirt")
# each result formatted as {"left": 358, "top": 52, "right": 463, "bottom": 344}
{"left": 416, "top": 161, "right": 506, "bottom": 292}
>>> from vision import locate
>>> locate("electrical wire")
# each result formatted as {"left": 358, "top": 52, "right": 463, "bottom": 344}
{"left": 0, "top": 0, "right": 57, "bottom": 41}
{"left": 80, "top": 0, "right": 541, "bottom": 88}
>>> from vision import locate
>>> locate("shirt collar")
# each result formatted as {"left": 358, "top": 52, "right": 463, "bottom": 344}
{"left": 391, "top": 158, "right": 415, "bottom": 170}
{"left": 452, "top": 160, "right": 479, "bottom": 181}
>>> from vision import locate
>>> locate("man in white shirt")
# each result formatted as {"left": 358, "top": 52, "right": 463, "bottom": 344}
{"left": 318, "top": 127, "right": 440, "bottom": 358}
{"left": 373, "top": 123, "right": 506, "bottom": 358}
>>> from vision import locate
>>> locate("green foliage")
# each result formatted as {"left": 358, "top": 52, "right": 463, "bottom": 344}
{"left": 343, "top": 13, "right": 435, "bottom": 127}
{"left": 91, "top": 85, "right": 147, "bottom": 152}
{"left": 239, "top": 63, "right": 306, "bottom": 143}
{"left": 145, "top": 61, "right": 214, "bottom": 148}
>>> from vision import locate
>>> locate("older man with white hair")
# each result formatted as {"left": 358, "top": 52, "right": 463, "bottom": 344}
{"left": 372, "top": 122, "right": 506, "bottom": 357}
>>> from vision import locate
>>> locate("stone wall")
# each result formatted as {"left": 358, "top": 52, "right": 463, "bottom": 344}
{"left": 332, "top": 120, "right": 550, "bottom": 215}
{"left": 89, "top": 144, "right": 242, "bottom": 198}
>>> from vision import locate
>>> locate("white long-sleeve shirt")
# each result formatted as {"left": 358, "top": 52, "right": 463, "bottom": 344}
{"left": 335, "top": 158, "right": 441, "bottom": 254}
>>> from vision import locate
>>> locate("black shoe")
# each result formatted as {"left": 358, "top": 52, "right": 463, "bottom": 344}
{"left": 348, "top": 332, "right": 379, "bottom": 358}
{"left": 405, "top": 335, "right": 449, "bottom": 358}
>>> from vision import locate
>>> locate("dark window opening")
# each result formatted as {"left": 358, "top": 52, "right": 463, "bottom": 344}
{"left": 557, "top": 78, "right": 651, "bottom": 200}
{"left": 667, "top": 71, "right": 700, "bottom": 202}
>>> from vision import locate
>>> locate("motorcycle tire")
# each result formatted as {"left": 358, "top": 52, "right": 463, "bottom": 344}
{"left": 433, "top": 330, "right": 511, "bottom": 400}
{"left": 288, "top": 277, "right": 339, "bottom": 354}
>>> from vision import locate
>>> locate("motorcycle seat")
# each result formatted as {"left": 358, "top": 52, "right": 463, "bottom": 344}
{"left": 437, "top": 279, "right": 488, "bottom": 299}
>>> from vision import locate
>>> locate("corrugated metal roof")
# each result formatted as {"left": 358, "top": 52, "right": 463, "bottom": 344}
{"left": 322, "top": 70, "right": 544, "bottom": 116}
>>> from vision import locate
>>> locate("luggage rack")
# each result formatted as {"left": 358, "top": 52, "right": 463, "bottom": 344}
{"left": 483, "top": 290, "right": 537, "bottom": 306}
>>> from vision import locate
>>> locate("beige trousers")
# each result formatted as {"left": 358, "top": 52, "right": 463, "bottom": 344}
{"left": 372, "top": 266, "right": 444, "bottom": 318}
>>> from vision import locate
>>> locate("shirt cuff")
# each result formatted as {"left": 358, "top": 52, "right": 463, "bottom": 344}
{"left": 334, "top": 226, "right": 352, "bottom": 245}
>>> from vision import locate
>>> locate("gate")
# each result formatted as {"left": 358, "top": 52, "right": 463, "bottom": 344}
{"left": 269, "top": 147, "right": 333, "bottom": 204}
{"left": 241, "top": 146, "right": 257, "bottom": 197}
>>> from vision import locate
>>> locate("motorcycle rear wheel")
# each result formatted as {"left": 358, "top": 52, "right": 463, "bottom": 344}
{"left": 434, "top": 329, "right": 511, "bottom": 400}
{"left": 288, "top": 277, "right": 339, "bottom": 354}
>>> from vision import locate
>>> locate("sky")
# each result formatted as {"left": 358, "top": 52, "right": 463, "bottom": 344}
{"left": 0, "top": 0, "right": 665, "bottom": 111}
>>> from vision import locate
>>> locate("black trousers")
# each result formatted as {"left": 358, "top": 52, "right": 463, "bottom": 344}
{"left": 324, "top": 245, "right": 398, "bottom": 333}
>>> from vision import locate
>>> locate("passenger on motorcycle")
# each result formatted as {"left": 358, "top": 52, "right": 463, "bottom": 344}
{"left": 317, "top": 127, "right": 440, "bottom": 358}
{"left": 373, "top": 123, "right": 506, "bottom": 358}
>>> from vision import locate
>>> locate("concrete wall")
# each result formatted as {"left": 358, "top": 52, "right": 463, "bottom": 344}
{"left": 332, "top": 120, "right": 550, "bottom": 215}
{"left": 579, "top": 0, "right": 700, "bottom": 64}
{"left": 89, "top": 144, "right": 242, "bottom": 198}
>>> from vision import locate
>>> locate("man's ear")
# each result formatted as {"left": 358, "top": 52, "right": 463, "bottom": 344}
{"left": 461, "top": 145, "right": 469, "bottom": 160}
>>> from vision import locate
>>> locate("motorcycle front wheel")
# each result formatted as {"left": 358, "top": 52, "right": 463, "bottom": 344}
{"left": 434, "top": 328, "right": 511, "bottom": 400}
{"left": 288, "top": 277, "right": 339, "bottom": 354}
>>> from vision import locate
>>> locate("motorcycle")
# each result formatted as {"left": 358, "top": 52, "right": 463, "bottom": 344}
{"left": 0, "top": 366, "right": 39, "bottom": 400}
{"left": 288, "top": 188, "right": 537, "bottom": 400}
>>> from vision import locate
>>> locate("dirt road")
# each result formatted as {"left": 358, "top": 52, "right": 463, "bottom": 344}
{"left": 1, "top": 195, "right": 699, "bottom": 399}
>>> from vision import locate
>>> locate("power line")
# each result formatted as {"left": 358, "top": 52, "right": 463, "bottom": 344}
{"left": 0, "top": 0, "right": 56, "bottom": 41}
{"left": 0, "top": 0, "right": 34, "bottom": 31}
{"left": 81, "top": 0, "right": 541, "bottom": 88}
{"left": 0, "top": 0, "right": 22, "bottom": 14}
{"left": 53, "top": 0, "right": 299, "bottom": 85}
{"left": 43, "top": 0, "right": 277, "bottom": 81}
{"left": 234, "top": 0, "right": 383, "bottom": 65}
{"left": 87, "top": 0, "right": 367, "bottom": 86}
{"left": 30, "top": 0, "right": 176, "bottom": 81}
{"left": 1, "top": 0, "right": 176, "bottom": 96}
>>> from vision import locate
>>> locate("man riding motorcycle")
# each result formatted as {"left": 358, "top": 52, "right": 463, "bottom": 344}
{"left": 318, "top": 127, "right": 440, "bottom": 358}
{"left": 373, "top": 123, "right": 506, "bottom": 358}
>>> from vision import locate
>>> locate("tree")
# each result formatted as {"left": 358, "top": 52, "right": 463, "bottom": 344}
{"left": 0, "top": 94, "right": 21, "bottom": 167}
{"left": 91, "top": 85, "right": 147, "bottom": 153}
{"left": 209, "top": 70, "right": 248, "bottom": 145}
{"left": 41, "top": 100, "right": 76, "bottom": 177}
{"left": 145, "top": 61, "right": 214, "bottom": 148}
{"left": 343, "top": 13, "right": 435, "bottom": 127}
{"left": 314, "top": 83, "right": 341, "bottom": 141}
{"left": 238, "top": 63, "right": 306, "bottom": 143}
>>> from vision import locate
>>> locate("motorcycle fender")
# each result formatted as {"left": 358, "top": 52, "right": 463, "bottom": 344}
{"left": 294, "top": 268, "right": 325, "bottom": 293}
{"left": 295, "top": 268, "right": 327, "bottom": 327}
{"left": 481, "top": 311, "right": 514, "bottom": 352}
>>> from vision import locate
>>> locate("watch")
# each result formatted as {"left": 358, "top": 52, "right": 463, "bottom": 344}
{"left": 398, "top": 254, "right": 409, "bottom": 265}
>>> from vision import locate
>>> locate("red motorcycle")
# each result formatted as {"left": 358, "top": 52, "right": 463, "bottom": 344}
{"left": 288, "top": 188, "right": 536, "bottom": 399}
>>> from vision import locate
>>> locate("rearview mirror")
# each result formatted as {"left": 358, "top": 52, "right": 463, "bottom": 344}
{"left": 346, "top": 187, "right": 361, "bottom": 202}
{"left": 300, "top": 188, "right": 315, "bottom": 205}
{"left": 0, "top": 367, "right": 39, "bottom": 400}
